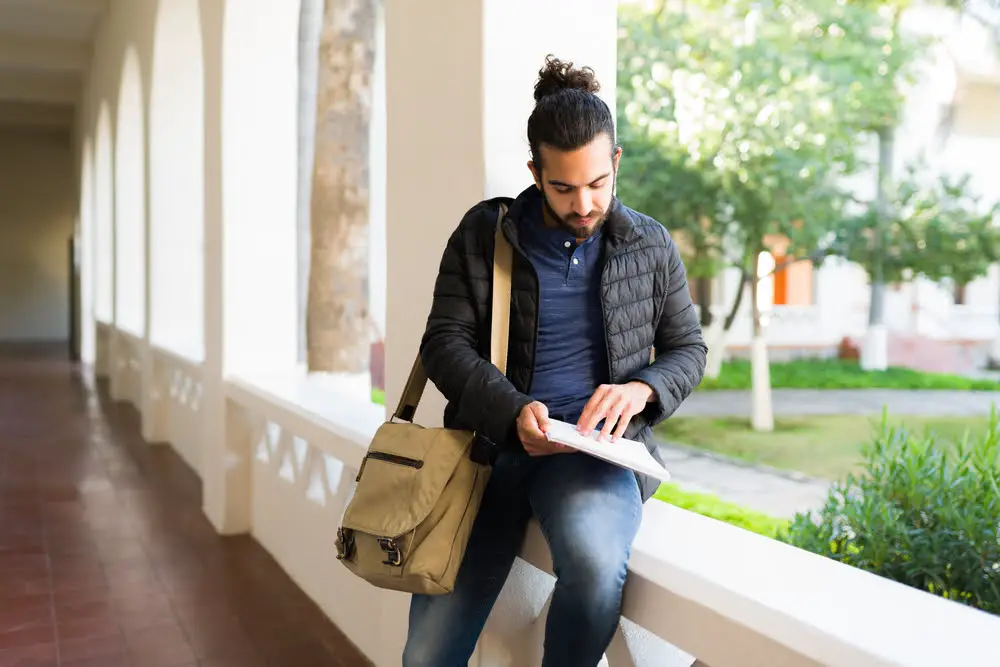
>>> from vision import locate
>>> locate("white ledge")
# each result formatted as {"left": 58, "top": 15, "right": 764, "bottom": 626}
{"left": 225, "top": 370, "right": 384, "bottom": 470}
{"left": 150, "top": 344, "right": 205, "bottom": 372}
{"left": 222, "top": 368, "right": 1000, "bottom": 667}
{"left": 630, "top": 502, "right": 999, "bottom": 667}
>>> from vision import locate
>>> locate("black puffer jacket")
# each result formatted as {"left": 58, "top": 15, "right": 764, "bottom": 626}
{"left": 420, "top": 185, "right": 707, "bottom": 501}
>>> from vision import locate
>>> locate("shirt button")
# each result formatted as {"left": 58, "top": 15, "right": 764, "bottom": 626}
{"left": 572, "top": 258, "right": 580, "bottom": 265}
{"left": 564, "top": 241, "right": 572, "bottom": 248}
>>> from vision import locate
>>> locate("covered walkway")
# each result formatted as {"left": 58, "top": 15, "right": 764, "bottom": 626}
{"left": 2, "top": 0, "right": 1000, "bottom": 664}
{"left": 0, "top": 352, "right": 368, "bottom": 667}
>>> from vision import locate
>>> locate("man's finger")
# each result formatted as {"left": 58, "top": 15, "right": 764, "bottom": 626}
{"left": 521, "top": 411, "right": 543, "bottom": 439}
{"left": 599, "top": 397, "right": 628, "bottom": 442}
{"left": 576, "top": 385, "right": 609, "bottom": 433}
{"left": 580, "top": 390, "right": 617, "bottom": 434}
{"left": 612, "top": 407, "right": 636, "bottom": 442}
{"left": 533, "top": 403, "right": 551, "bottom": 434}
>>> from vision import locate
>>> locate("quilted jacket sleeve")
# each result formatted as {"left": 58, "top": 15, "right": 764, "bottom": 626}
{"left": 629, "top": 230, "right": 708, "bottom": 426}
{"left": 419, "top": 209, "right": 534, "bottom": 449}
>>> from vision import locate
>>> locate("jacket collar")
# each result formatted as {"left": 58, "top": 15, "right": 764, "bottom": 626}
{"left": 501, "top": 184, "right": 639, "bottom": 250}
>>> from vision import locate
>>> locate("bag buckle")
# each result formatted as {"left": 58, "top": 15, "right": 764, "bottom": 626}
{"left": 378, "top": 537, "right": 402, "bottom": 566}
{"left": 336, "top": 528, "right": 355, "bottom": 561}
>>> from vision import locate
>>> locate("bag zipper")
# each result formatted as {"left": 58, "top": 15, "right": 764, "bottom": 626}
{"left": 355, "top": 451, "right": 424, "bottom": 482}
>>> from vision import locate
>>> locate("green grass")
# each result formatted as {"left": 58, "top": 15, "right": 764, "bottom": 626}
{"left": 698, "top": 358, "right": 1000, "bottom": 391}
{"left": 372, "top": 388, "right": 385, "bottom": 406}
{"left": 653, "top": 483, "right": 789, "bottom": 538}
{"left": 657, "top": 414, "right": 993, "bottom": 480}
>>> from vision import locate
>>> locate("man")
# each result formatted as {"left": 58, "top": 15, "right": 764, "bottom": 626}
{"left": 403, "top": 56, "right": 707, "bottom": 666}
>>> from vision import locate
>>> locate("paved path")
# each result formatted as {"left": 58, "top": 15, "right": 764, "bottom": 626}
{"left": 656, "top": 441, "right": 830, "bottom": 519}
{"left": 675, "top": 388, "right": 1000, "bottom": 418}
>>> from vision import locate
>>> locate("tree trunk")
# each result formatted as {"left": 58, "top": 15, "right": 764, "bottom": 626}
{"left": 861, "top": 126, "right": 894, "bottom": 372}
{"left": 749, "top": 245, "right": 773, "bottom": 432}
{"left": 696, "top": 276, "right": 713, "bottom": 327}
{"left": 306, "top": 0, "right": 378, "bottom": 373}
{"left": 704, "top": 270, "right": 742, "bottom": 379}
{"left": 297, "top": 0, "right": 323, "bottom": 363}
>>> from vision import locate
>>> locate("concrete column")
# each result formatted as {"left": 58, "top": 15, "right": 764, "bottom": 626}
{"left": 140, "top": 67, "right": 157, "bottom": 442}
{"left": 201, "top": 0, "right": 251, "bottom": 535}
{"left": 384, "top": 0, "right": 617, "bottom": 423}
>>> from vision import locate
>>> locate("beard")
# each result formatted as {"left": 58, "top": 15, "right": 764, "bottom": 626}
{"left": 540, "top": 173, "right": 616, "bottom": 240}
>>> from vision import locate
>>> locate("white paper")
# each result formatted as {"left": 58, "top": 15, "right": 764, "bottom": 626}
{"left": 543, "top": 419, "right": 671, "bottom": 482}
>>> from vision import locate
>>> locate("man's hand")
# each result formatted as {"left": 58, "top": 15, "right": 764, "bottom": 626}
{"left": 517, "top": 401, "right": 572, "bottom": 457}
{"left": 577, "top": 382, "right": 655, "bottom": 443}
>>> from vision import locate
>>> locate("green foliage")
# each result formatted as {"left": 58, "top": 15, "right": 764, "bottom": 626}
{"left": 699, "top": 358, "right": 1000, "bottom": 391}
{"left": 780, "top": 411, "right": 1000, "bottom": 614}
{"left": 615, "top": 123, "right": 725, "bottom": 279}
{"left": 654, "top": 482, "right": 790, "bottom": 538}
{"left": 617, "top": 0, "right": 918, "bottom": 279}
{"left": 834, "top": 166, "right": 1000, "bottom": 284}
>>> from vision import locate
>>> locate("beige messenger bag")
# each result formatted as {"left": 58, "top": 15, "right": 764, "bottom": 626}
{"left": 335, "top": 204, "right": 512, "bottom": 595}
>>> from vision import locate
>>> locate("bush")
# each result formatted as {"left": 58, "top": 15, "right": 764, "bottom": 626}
{"left": 780, "top": 410, "right": 1000, "bottom": 615}
{"left": 654, "top": 483, "right": 790, "bottom": 539}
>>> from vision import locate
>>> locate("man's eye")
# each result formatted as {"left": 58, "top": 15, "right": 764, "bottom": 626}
{"left": 591, "top": 180, "right": 606, "bottom": 189}
{"left": 555, "top": 187, "right": 572, "bottom": 195}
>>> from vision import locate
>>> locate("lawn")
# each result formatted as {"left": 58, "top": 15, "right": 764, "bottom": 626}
{"left": 698, "top": 358, "right": 1000, "bottom": 392}
{"left": 653, "top": 483, "right": 789, "bottom": 538}
{"left": 656, "top": 414, "right": 994, "bottom": 480}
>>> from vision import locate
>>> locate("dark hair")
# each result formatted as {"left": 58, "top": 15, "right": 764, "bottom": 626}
{"left": 527, "top": 55, "right": 616, "bottom": 171}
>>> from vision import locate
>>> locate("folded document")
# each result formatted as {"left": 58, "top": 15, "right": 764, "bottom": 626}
{"left": 544, "top": 419, "right": 671, "bottom": 482}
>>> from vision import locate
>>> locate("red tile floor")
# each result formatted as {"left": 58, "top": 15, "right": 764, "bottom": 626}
{"left": 0, "top": 347, "right": 372, "bottom": 667}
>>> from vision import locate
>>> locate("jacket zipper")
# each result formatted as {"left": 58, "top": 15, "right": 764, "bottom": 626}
{"left": 355, "top": 451, "right": 424, "bottom": 482}
{"left": 599, "top": 257, "right": 614, "bottom": 384}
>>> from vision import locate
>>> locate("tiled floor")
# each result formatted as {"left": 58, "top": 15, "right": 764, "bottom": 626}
{"left": 0, "top": 353, "right": 372, "bottom": 667}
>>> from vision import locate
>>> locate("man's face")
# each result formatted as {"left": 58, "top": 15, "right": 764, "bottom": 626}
{"left": 529, "top": 134, "right": 622, "bottom": 239}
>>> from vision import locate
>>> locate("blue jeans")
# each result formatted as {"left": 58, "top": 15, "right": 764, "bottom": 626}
{"left": 402, "top": 449, "right": 643, "bottom": 667}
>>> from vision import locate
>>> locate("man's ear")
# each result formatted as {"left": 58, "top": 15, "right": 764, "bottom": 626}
{"left": 527, "top": 160, "right": 542, "bottom": 190}
{"left": 612, "top": 146, "right": 623, "bottom": 170}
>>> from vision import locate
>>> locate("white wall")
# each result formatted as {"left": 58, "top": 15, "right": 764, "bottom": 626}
{"left": 0, "top": 127, "right": 76, "bottom": 341}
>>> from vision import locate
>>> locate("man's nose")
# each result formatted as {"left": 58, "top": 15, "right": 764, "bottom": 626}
{"left": 573, "top": 190, "right": 592, "bottom": 216}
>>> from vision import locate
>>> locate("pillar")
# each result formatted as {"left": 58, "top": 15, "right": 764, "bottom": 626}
{"left": 201, "top": 0, "right": 252, "bottom": 534}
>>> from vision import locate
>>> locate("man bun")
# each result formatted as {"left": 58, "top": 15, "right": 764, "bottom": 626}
{"left": 527, "top": 55, "right": 614, "bottom": 172}
{"left": 533, "top": 55, "right": 601, "bottom": 102}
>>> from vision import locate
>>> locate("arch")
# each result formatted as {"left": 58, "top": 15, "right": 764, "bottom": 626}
{"left": 115, "top": 47, "right": 146, "bottom": 336}
{"left": 79, "top": 139, "right": 95, "bottom": 363}
{"left": 221, "top": 0, "right": 301, "bottom": 371}
{"left": 94, "top": 103, "right": 115, "bottom": 324}
{"left": 150, "top": 0, "right": 205, "bottom": 361}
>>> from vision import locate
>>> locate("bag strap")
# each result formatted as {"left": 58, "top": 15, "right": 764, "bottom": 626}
{"left": 393, "top": 203, "right": 512, "bottom": 422}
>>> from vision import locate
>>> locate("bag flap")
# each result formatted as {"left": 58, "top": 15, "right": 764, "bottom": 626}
{"left": 342, "top": 422, "right": 474, "bottom": 537}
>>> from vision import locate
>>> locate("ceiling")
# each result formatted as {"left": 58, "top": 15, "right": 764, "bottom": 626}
{"left": 0, "top": 0, "right": 106, "bottom": 130}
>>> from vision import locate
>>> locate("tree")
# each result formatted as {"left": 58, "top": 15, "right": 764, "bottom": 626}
{"left": 305, "top": 0, "right": 378, "bottom": 374}
{"left": 615, "top": 115, "right": 726, "bottom": 327}
{"left": 834, "top": 166, "right": 1000, "bottom": 294}
{"left": 618, "top": 0, "right": 904, "bottom": 429}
